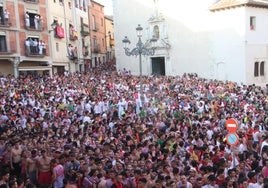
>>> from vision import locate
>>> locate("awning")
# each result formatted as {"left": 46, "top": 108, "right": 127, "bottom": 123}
{"left": 27, "top": 35, "right": 39, "bottom": 39}
{"left": 52, "top": 62, "right": 68, "bottom": 66}
{"left": 26, "top": 9, "right": 38, "bottom": 14}
{"left": 18, "top": 66, "right": 51, "bottom": 71}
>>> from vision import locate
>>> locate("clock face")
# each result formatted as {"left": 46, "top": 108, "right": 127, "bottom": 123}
{"left": 226, "top": 133, "right": 239, "bottom": 146}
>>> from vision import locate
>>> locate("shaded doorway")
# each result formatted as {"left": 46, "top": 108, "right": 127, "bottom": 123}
{"left": 152, "top": 57, "right": 165, "bottom": 75}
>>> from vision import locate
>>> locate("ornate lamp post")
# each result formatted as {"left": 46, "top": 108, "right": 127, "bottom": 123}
{"left": 122, "top": 24, "right": 157, "bottom": 108}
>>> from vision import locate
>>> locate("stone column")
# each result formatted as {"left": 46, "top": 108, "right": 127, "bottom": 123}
{"left": 48, "top": 60, "right": 53, "bottom": 77}
{"left": 12, "top": 57, "right": 20, "bottom": 78}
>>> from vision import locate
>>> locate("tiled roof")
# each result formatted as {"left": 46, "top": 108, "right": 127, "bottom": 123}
{"left": 210, "top": 0, "right": 268, "bottom": 11}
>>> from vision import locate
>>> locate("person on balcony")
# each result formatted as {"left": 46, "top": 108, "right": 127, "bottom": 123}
{"left": 38, "top": 40, "right": 43, "bottom": 55}
{"left": 42, "top": 41, "right": 46, "bottom": 55}
{"left": 3, "top": 9, "right": 9, "bottom": 25}
{"left": 39, "top": 16, "right": 44, "bottom": 30}
{"left": 33, "top": 39, "right": 38, "bottom": 54}
{"left": 29, "top": 38, "right": 34, "bottom": 54}
{"left": 67, "top": 44, "right": 74, "bottom": 59}
{"left": 25, "top": 39, "right": 30, "bottom": 55}
{"left": 25, "top": 12, "right": 30, "bottom": 28}
{"left": 34, "top": 15, "right": 39, "bottom": 30}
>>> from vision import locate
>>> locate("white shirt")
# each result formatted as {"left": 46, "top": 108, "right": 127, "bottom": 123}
{"left": 4, "top": 11, "right": 9, "bottom": 19}
{"left": 202, "top": 185, "right": 219, "bottom": 188}
{"left": 248, "top": 182, "right": 263, "bottom": 188}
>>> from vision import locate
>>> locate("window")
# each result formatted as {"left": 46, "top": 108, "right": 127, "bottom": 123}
{"left": 93, "top": 36, "right": 97, "bottom": 47}
{"left": 59, "top": 0, "right": 63, "bottom": 5}
{"left": 0, "top": 6, "right": 3, "bottom": 25}
{"left": 83, "top": 0, "right": 86, "bottom": 11}
{"left": 68, "top": 2, "right": 71, "bottom": 9}
{"left": 94, "top": 57, "right": 97, "bottom": 65}
{"left": 0, "top": 32, "right": 7, "bottom": 52}
{"left": 102, "top": 38, "right": 104, "bottom": 47}
{"left": 153, "top": 25, "right": 160, "bottom": 39}
{"left": 260, "top": 61, "right": 265, "bottom": 76}
{"left": 25, "top": 36, "right": 43, "bottom": 55}
{"left": 25, "top": 10, "right": 42, "bottom": 30}
{"left": 92, "top": 15, "right": 97, "bottom": 30}
{"left": 56, "top": 42, "right": 59, "bottom": 52}
{"left": 101, "top": 18, "right": 103, "bottom": 26}
{"left": 250, "top": 16, "right": 256, "bottom": 30}
{"left": 254, "top": 61, "right": 259, "bottom": 77}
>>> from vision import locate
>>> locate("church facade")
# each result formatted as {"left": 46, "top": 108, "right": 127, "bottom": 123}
{"left": 113, "top": 0, "right": 268, "bottom": 86}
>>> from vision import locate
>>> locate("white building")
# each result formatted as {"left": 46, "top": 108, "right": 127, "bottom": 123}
{"left": 113, "top": 0, "right": 268, "bottom": 86}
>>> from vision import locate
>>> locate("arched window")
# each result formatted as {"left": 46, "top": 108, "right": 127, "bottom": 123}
{"left": 153, "top": 25, "right": 160, "bottom": 39}
{"left": 254, "top": 62, "right": 259, "bottom": 77}
{"left": 260, "top": 61, "right": 265, "bottom": 76}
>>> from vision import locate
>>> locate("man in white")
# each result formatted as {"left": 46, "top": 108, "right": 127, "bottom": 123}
{"left": 248, "top": 174, "right": 264, "bottom": 188}
{"left": 33, "top": 39, "right": 38, "bottom": 54}
{"left": 38, "top": 40, "right": 43, "bottom": 55}
{"left": 25, "top": 12, "right": 30, "bottom": 27}
{"left": 118, "top": 98, "right": 127, "bottom": 119}
{"left": 4, "top": 9, "right": 9, "bottom": 25}
{"left": 25, "top": 39, "right": 30, "bottom": 55}
{"left": 34, "top": 14, "right": 39, "bottom": 30}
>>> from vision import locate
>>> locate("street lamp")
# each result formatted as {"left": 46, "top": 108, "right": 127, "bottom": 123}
{"left": 48, "top": 21, "right": 58, "bottom": 76}
{"left": 122, "top": 24, "right": 157, "bottom": 108}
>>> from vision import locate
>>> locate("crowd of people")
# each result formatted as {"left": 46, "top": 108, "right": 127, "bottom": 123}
{"left": 0, "top": 65, "right": 268, "bottom": 188}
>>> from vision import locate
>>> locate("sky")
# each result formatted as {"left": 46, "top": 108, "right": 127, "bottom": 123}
{"left": 94, "top": 0, "right": 113, "bottom": 15}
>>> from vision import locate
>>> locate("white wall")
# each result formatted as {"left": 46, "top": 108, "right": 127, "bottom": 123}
{"left": 113, "top": 0, "right": 153, "bottom": 74}
{"left": 113, "top": 0, "right": 268, "bottom": 85}
{"left": 245, "top": 7, "right": 268, "bottom": 86}
{"left": 209, "top": 8, "right": 247, "bottom": 83}
{"left": 114, "top": 0, "right": 215, "bottom": 76}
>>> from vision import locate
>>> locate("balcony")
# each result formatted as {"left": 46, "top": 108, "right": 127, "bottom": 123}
{"left": 0, "top": 18, "right": 11, "bottom": 27}
{"left": 26, "top": 25, "right": 44, "bottom": 31}
{"left": 25, "top": 44, "right": 46, "bottom": 57}
{"left": 24, "top": 0, "right": 39, "bottom": 3}
{"left": 68, "top": 46, "right": 78, "bottom": 60}
{"left": 25, "top": 13, "right": 44, "bottom": 31}
{"left": 69, "top": 31, "right": 78, "bottom": 41}
{"left": 92, "top": 25, "right": 98, "bottom": 32}
{"left": 82, "top": 46, "right": 89, "bottom": 57}
{"left": 81, "top": 24, "right": 90, "bottom": 36}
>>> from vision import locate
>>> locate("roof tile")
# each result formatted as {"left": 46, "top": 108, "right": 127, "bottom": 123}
{"left": 210, "top": 0, "right": 268, "bottom": 11}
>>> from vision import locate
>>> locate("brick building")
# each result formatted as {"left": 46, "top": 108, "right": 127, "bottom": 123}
{"left": 0, "top": 0, "right": 91, "bottom": 77}
{"left": 89, "top": 0, "right": 106, "bottom": 68}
